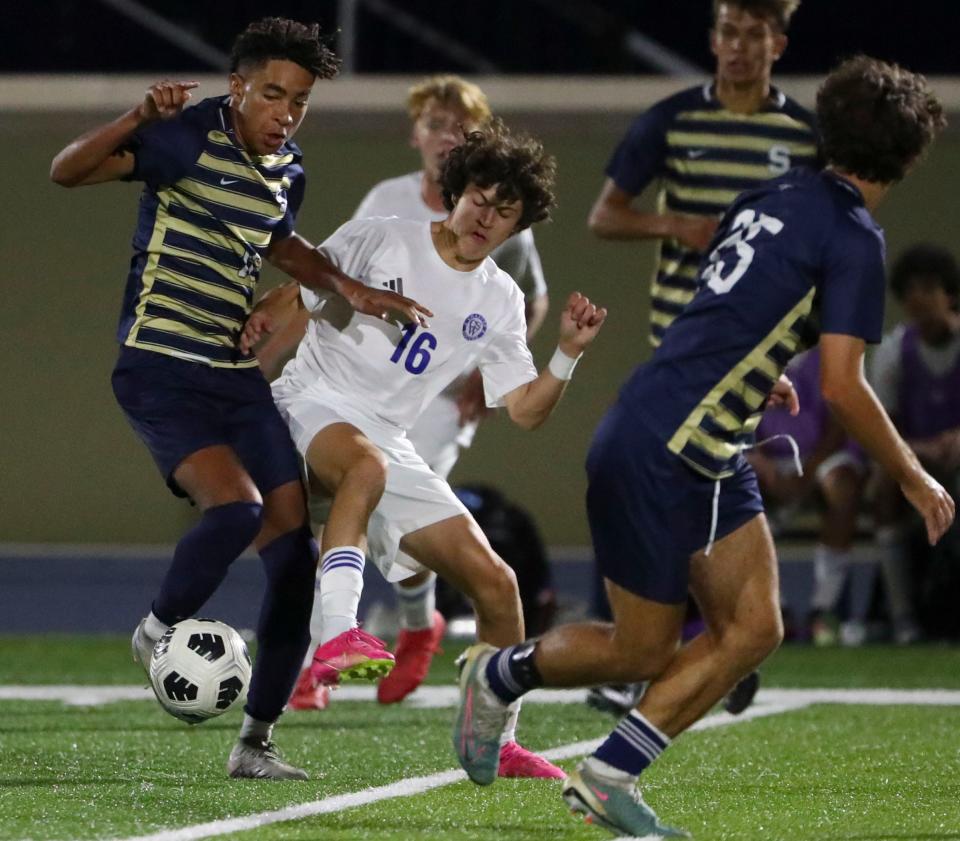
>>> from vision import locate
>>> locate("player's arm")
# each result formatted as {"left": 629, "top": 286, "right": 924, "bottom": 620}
{"left": 266, "top": 233, "right": 433, "bottom": 326}
{"left": 525, "top": 293, "right": 549, "bottom": 341}
{"left": 587, "top": 178, "right": 717, "bottom": 252}
{"left": 503, "top": 292, "right": 607, "bottom": 430}
{"left": 238, "top": 281, "right": 306, "bottom": 368}
{"left": 820, "top": 333, "right": 954, "bottom": 544}
{"left": 50, "top": 80, "right": 198, "bottom": 187}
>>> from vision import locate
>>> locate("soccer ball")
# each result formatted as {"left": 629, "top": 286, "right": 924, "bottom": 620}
{"left": 148, "top": 618, "right": 251, "bottom": 724}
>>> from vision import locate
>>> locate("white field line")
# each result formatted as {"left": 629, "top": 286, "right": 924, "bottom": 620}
{"left": 101, "top": 698, "right": 813, "bottom": 841}
{"left": 4, "top": 684, "right": 960, "bottom": 708}
{"left": 28, "top": 687, "right": 945, "bottom": 841}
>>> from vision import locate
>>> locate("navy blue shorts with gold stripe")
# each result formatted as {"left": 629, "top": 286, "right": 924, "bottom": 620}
{"left": 111, "top": 346, "right": 301, "bottom": 499}
{"left": 585, "top": 401, "right": 764, "bottom": 604}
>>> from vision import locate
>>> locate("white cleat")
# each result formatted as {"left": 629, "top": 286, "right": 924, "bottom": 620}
{"left": 227, "top": 737, "right": 309, "bottom": 780}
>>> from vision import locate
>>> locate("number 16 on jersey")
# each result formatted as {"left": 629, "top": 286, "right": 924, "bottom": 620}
{"left": 390, "top": 323, "right": 437, "bottom": 375}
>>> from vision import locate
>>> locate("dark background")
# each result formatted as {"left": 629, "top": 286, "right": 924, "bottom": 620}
{"left": 11, "top": 1, "right": 959, "bottom": 74}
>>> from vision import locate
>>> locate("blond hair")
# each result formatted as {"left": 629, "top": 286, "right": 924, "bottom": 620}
{"left": 406, "top": 75, "right": 491, "bottom": 124}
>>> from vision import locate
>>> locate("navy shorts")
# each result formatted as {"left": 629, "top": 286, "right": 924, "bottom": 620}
{"left": 111, "top": 346, "right": 302, "bottom": 498}
{"left": 586, "top": 402, "right": 764, "bottom": 604}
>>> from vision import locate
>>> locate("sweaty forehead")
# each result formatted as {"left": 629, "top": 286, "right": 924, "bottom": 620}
{"left": 240, "top": 58, "right": 316, "bottom": 92}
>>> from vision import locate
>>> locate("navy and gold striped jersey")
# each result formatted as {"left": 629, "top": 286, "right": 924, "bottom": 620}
{"left": 620, "top": 168, "right": 885, "bottom": 480}
{"left": 118, "top": 96, "right": 305, "bottom": 367}
{"left": 606, "top": 83, "right": 818, "bottom": 347}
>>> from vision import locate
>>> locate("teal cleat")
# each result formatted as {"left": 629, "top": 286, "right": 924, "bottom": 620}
{"left": 452, "top": 643, "right": 510, "bottom": 786}
{"left": 562, "top": 762, "right": 691, "bottom": 838}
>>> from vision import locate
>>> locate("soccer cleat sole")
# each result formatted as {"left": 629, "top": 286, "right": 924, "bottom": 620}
{"left": 339, "top": 657, "right": 395, "bottom": 682}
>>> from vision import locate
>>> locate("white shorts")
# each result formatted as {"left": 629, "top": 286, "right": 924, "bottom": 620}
{"left": 407, "top": 393, "right": 477, "bottom": 480}
{"left": 273, "top": 378, "right": 468, "bottom": 582}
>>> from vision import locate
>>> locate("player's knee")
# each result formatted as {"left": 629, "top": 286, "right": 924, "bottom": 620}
{"left": 209, "top": 499, "right": 264, "bottom": 547}
{"left": 730, "top": 610, "right": 783, "bottom": 668}
{"left": 467, "top": 552, "right": 519, "bottom": 613}
{"left": 347, "top": 450, "right": 389, "bottom": 496}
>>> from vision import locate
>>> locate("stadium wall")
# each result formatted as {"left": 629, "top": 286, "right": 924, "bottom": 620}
{"left": 3, "top": 76, "right": 959, "bottom": 546}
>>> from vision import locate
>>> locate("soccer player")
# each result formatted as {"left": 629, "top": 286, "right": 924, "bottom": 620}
{"left": 453, "top": 57, "right": 951, "bottom": 837}
{"left": 587, "top": 0, "right": 815, "bottom": 713}
{"left": 870, "top": 244, "right": 960, "bottom": 643}
{"left": 244, "top": 120, "right": 605, "bottom": 780}
{"left": 259, "top": 75, "right": 550, "bottom": 715}
{"left": 49, "top": 18, "right": 427, "bottom": 780}
{"left": 589, "top": 0, "right": 816, "bottom": 348}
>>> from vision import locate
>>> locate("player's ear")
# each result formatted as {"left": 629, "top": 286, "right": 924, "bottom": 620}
{"left": 228, "top": 72, "right": 245, "bottom": 103}
{"left": 772, "top": 33, "right": 787, "bottom": 61}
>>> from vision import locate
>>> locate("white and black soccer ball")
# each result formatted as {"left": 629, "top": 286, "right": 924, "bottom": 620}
{"left": 148, "top": 618, "right": 251, "bottom": 724}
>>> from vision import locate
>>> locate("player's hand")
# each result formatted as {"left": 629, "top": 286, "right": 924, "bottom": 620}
{"left": 341, "top": 278, "right": 433, "bottom": 327}
{"left": 239, "top": 309, "right": 275, "bottom": 356}
{"left": 674, "top": 216, "right": 719, "bottom": 252}
{"left": 138, "top": 80, "right": 199, "bottom": 123}
{"left": 901, "top": 469, "right": 955, "bottom": 545}
{"left": 455, "top": 369, "right": 490, "bottom": 426}
{"left": 765, "top": 374, "right": 800, "bottom": 416}
{"left": 558, "top": 292, "right": 607, "bottom": 356}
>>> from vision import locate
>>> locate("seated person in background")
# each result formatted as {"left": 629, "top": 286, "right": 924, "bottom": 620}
{"left": 869, "top": 244, "right": 960, "bottom": 643}
{"left": 747, "top": 347, "right": 870, "bottom": 645}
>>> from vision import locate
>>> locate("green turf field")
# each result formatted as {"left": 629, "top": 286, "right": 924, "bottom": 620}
{"left": 2, "top": 637, "right": 959, "bottom": 841}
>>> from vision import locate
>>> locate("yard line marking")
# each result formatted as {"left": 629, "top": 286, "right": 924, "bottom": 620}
{"left": 5, "top": 685, "right": 960, "bottom": 708}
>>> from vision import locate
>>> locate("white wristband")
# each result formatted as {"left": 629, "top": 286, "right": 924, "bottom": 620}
{"left": 547, "top": 346, "right": 581, "bottom": 381}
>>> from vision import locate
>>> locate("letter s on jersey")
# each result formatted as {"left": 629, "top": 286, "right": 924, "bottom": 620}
{"left": 768, "top": 145, "right": 791, "bottom": 175}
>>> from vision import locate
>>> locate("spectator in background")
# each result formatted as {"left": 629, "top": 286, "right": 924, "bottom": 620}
{"left": 869, "top": 244, "right": 960, "bottom": 643}
{"left": 747, "top": 347, "right": 871, "bottom": 645}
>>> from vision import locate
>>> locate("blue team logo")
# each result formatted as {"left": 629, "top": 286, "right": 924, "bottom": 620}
{"left": 462, "top": 313, "right": 487, "bottom": 341}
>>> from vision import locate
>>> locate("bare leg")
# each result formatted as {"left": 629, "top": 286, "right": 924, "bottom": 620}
{"left": 635, "top": 514, "right": 783, "bottom": 737}
{"left": 532, "top": 585, "right": 684, "bottom": 687}
{"left": 400, "top": 514, "right": 523, "bottom": 647}
{"left": 305, "top": 422, "right": 387, "bottom": 553}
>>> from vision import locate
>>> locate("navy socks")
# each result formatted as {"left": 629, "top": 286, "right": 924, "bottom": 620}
{"left": 152, "top": 501, "right": 263, "bottom": 624}
{"left": 245, "top": 525, "right": 319, "bottom": 723}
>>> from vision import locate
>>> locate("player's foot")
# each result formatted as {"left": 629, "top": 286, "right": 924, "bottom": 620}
{"left": 310, "top": 627, "right": 395, "bottom": 686}
{"left": 377, "top": 611, "right": 447, "bottom": 704}
{"left": 723, "top": 670, "right": 760, "bottom": 716}
{"left": 226, "top": 736, "right": 308, "bottom": 780}
{"left": 287, "top": 667, "right": 331, "bottom": 711}
{"left": 585, "top": 682, "right": 647, "bottom": 716}
{"left": 130, "top": 618, "right": 157, "bottom": 678}
{"left": 498, "top": 741, "right": 564, "bottom": 779}
{"left": 453, "top": 643, "right": 510, "bottom": 786}
{"left": 562, "top": 762, "right": 690, "bottom": 838}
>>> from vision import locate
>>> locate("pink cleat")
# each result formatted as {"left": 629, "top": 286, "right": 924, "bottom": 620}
{"left": 377, "top": 611, "right": 447, "bottom": 704}
{"left": 498, "top": 741, "right": 565, "bottom": 779}
{"left": 287, "top": 666, "right": 331, "bottom": 711}
{"left": 310, "top": 627, "right": 395, "bottom": 686}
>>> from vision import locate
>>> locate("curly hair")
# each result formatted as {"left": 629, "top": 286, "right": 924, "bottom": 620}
{"left": 890, "top": 243, "right": 960, "bottom": 304}
{"left": 439, "top": 120, "right": 557, "bottom": 231}
{"left": 712, "top": 0, "right": 801, "bottom": 32}
{"left": 406, "top": 75, "right": 491, "bottom": 126}
{"left": 230, "top": 17, "right": 340, "bottom": 80}
{"left": 817, "top": 56, "right": 946, "bottom": 184}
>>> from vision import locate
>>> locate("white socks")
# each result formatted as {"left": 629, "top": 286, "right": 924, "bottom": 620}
{"left": 318, "top": 546, "right": 365, "bottom": 645}
{"left": 811, "top": 543, "right": 849, "bottom": 612}
{"left": 500, "top": 698, "right": 521, "bottom": 746}
{"left": 394, "top": 571, "right": 437, "bottom": 631}
{"left": 144, "top": 611, "right": 169, "bottom": 642}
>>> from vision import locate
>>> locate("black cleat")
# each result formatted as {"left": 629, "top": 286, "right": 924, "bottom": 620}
{"left": 723, "top": 670, "right": 760, "bottom": 715}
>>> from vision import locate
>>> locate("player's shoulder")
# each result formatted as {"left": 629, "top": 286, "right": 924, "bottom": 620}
{"left": 650, "top": 83, "right": 711, "bottom": 117}
{"left": 772, "top": 89, "right": 817, "bottom": 132}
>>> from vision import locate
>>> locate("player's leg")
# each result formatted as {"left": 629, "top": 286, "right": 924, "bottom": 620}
{"left": 304, "top": 422, "right": 395, "bottom": 683}
{"left": 634, "top": 513, "right": 782, "bottom": 735}
{"left": 873, "top": 469, "right": 921, "bottom": 643}
{"left": 401, "top": 514, "right": 563, "bottom": 779}
{"left": 813, "top": 457, "right": 867, "bottom": 645}
{"left": 377, "top": 409, "right": 464, "bottom": 703}
{"left": 219, "top": 387, "right": 319, "bottom": 780}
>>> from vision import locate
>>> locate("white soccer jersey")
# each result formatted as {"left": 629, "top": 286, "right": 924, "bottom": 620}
{"left": 278, "top": 217, "right": 538, "bottom": 432}
{"left": 353, "top": 171, "right": 547, "bottom": 302}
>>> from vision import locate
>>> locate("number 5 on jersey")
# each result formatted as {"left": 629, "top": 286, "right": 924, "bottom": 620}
{"left": 390, "top": 323, "right": 437, "bottom": 375}
{"left": 701, "top": 209, "right": 784, "bottom": 295}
